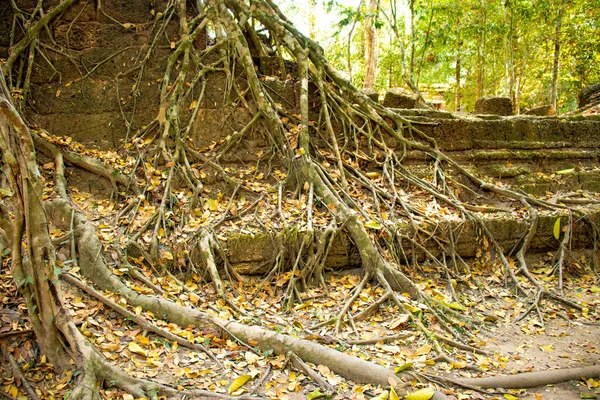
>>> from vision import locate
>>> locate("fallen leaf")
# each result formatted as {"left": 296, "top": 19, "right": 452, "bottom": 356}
{"left": 307, "top": 389, "right": 326, "bottom": 399}
{"left": 553, "top": 217, "right": 561, "bottom": 240}
{"left": 405, "top": 387, "right": 435, "bottom": 400}
{"left": 365, "top": 220, "right": 382, "bottom": 230}
{"left": 228, "top": 374, "right": 253, "bottom": 394}
{"left": 556, "top": 168, "right": 575, "bottom": 175}
{"left": 128, "top": 342, "right": 147, "bottom": 357}
{"left": 370, "top": 391, "right": 389, "bottom": 400}
{"left": 394, "top": 362, "right": 414, "bottom": 373}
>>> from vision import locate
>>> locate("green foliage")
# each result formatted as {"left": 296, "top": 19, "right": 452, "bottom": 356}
{"left": 309, "top": 0, "right": 599, "bottom": 112}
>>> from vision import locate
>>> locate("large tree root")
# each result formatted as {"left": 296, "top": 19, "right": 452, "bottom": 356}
{"left": 4, "top": 0, "right": 598, "bottom": 399}
{"left": 45, "top": 197, "right": 451, "bottom": 398}
{"left": 455, "top": 364, "right": 600, "bottom": 389}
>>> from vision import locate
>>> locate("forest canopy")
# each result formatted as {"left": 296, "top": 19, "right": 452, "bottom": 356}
{"left": 282, "top": 0, "right": 600, "bottom": 112}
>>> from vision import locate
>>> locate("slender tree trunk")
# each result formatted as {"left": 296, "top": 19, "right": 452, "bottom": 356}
{"left": 308, "top": 0, "right": 317, "bottom": 39}
{"left": 416, "top": 0, "right": 434, "bottom": 88}
{"left": 476, "top": 0, "right": 487, "bottom": 99}
{"left": 507, "top": 0, "right": 516, "bottom": 110}
{"left": 550, "top": 0, "right": 565, "bottom": 110}
{"left": 346, "top": 0, "right": 364, "bottom": 83}
{"left": 455, "top": 13, "right": 462, "bottom": 111}
{"left": 408, "top": 0, "right": 416, "bottom": 82}
{"left": 363, "top": 0, "right": 379, "bottom": 89}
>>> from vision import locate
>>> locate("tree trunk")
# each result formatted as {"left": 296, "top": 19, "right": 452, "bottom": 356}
{"left": 363, "top": 0, "right": 379, "bottom": 89}
{"left": 455, "top": 13, "right": 462, "bottom": 111}
{"left": 550, "top": 0, "right": 565, "bottom": 110}
{"left": 0, "top": 72, "right": 70, "bottom": 369}
{"left": 507, "top": 0, "right": 516, "bottom": 110}
{"left": 476, "top": 0, "right": 487, "bottom": 99}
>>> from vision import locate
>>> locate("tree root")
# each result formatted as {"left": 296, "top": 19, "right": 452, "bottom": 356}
{"left": 45, "top": 195, "right": 450, "bottom": 398}
{"left": 456, "top": 364, "right": 600, "bottom": 389}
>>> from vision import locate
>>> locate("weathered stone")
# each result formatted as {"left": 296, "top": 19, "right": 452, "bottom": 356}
{"left": 523, "top": 105, "right": 556, "bottom": 116}
{"left": 382, "top": 88, "right": 417, "bottom": 109}
{"left": 578, "top": 83, "right": 600, "bottom": 108}
{"left": 362, "top": 88, "right": 379, "bottom": 103}
{"left": 474, "top": 96, "right": 513, "bottom": 116}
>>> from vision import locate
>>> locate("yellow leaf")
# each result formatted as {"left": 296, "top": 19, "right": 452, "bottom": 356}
{"left": 394, "top": 362, "right": 413, "bottom": 373}
{"left": 390, "top": 386, "right": 400, "bottom": 400}
{"left": 208, "top": 199, "right": 219, "bottom": 211}
{"left": 9, "top": 385, "right": 18, "bottom": 398}
{"left": 404, "top": 304, "right": 420, "bottom": 313}
{"left": 228, "top": 374, "right": 252, "bottom": 394}
{"left": 370, "top": 391, "right": 389, "bottom": 400}
{"left": 503, "top": 394, "right": 519, "bottom": 400}
{"left": 365, "top": 220, "right": 382, "bottom": 230}
{"left": 553, "top": 217, "right": 561, "bottom": 240}
{"left": 451, "top": 361, "right": 467, "bottom": 369}
{"left": 590, "top": 286, "right": 600, "bottom": 294}
{"left": 405, "top": 387, "right": 435, "bottom": 400}
{"left": 555, "top": 168, "right": 575, "bottom": 175}
{"left": 128, "top": 341, "right": 148, "bottom": 357}
{"left": 189, "top": 100, "right": 198, "bottom": 110}
{"left": 539, "top": 344, "right": 554, "bottom": 352}
{"left": 307, "top": 389, "right": 326, "bottom": 399}
{"left": 162, "top": 251, "right": 174, "bottom": 261}
{"left": 443, "top": 301, "right": 467, "bottom": 311}
{"left": 415, "top": 345, "right": 432, "bottom": 356}
{"left": 580, "top": 393, "right": 597, "bottom": 399}
{"left": 136, "top": 335, "right": 150, "bottom": 345}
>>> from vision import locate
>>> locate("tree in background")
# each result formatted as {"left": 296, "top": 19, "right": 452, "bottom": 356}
{"left": 321, "top": 0, "right": 599, "bottom": 112}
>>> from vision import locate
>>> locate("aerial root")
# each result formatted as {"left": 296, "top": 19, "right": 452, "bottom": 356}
{"left": 3, "top": 348, "right": 39, "bottom": 400}
{"left": 62, "top": 272, "right": 222, "bottom": 367}
{"left": 45, "top": 197, "right": 455, "bottom": 397}
{"left": 195, "top": 229, "right": 245, "bottom": 314}
{"left": 286, "top": 351, "right": 335, "bottom": 393}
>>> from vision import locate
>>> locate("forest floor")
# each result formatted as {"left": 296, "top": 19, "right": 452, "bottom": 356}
{"left": 1, "top": 135, "right": 600, "bottom": 400}
{"left": 1, "top": 251, "right": 599, "bottom": 400}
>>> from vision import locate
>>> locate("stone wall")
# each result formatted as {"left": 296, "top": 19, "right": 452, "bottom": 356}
{"left": 2, "top": 1, "right": 600, "bottom": 273}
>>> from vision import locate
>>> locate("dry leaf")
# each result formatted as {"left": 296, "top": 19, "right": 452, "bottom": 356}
{"left": 228, "top": 374, "right": 252, "bottom": 394}
{"left": 128, "top": 342, "right": 147, "bottom": 357}
{"left": 405, "top": 387, "right": 435, "bottom": 400}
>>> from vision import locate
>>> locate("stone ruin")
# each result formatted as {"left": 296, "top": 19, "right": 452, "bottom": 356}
{"left": 1, "top": 1, "right": 599, "bottom": 274}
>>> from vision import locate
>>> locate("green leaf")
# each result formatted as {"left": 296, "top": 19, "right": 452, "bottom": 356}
{"left": 394, "top": 362, "right": 414, "bottom": 373}
{"left": 365, "top": 220, "right": 382, "bottom": 230}
{"left": 442, "top": 301, "right": 467, "bottom": 311}
{"left": 556, "top": 168, "right": 575, "bottom": 175}
{"left": 307, "top": 389, "right": 326, "bottom": 399}
{"left": 405, "top": 387, "right": 435, "bottom": 400}
{"left": 553, "top": 217, "right": 561, "bottom": 240}
{"left": 370, "top": 391, "right": 389, "bottom": 400}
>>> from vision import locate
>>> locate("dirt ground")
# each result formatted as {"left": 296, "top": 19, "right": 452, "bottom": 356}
{"left": 442, "top": 290, "right": 600, "bottom": 400}
{"left": 1, "top": 258, "right": 599, "bottom": 400}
